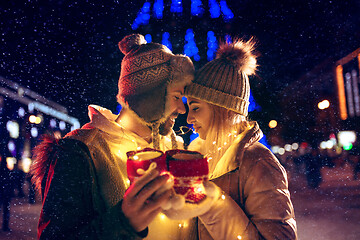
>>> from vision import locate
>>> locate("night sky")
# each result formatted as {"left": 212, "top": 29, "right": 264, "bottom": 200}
{"left": 1, "top": 0, "right": 360, "bottom": 128}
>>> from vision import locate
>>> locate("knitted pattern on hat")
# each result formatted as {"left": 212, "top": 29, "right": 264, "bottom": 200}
{"left": 117, "top": 34, "right": 194, "bottom": 150}
{"left": 117, "top": 34, "right": 174, "bottom": 124}
{"left": 185, "top": 38, "right": 257, "bottom": 116}
{"left": 117, "top": 34, "right": 194, "bottom": 125}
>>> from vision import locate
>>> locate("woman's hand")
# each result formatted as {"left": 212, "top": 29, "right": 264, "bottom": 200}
{"left": 122, "top": 168, "right": 172, "bottom": 232}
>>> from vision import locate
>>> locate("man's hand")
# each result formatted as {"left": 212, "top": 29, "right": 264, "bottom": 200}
{"left": 122, "top": 168, "right": 172, "bottom": 232}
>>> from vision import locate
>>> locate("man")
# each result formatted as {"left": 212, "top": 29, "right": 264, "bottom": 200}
{"left": 31, "top": 34, "right": 195, "bottom": 239}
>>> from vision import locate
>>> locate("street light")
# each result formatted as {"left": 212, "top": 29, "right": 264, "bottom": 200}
{"left": 318, "top": 100, "right": 330, "bottom": 110}
{"left": 269, "top": 120, "right": 278, "bottom": 128}
{"left": 29, "top": 115, "right": 42, "bottom": 124}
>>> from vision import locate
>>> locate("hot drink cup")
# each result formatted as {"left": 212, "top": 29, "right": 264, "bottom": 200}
{"left": 165, "top": 149, "right": 209, "bottom": 203}
{"left": 126, "top": 148, "right": 167, "bottom": 184}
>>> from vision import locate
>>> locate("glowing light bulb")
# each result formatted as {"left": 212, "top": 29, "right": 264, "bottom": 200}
{"left": 29, "top": 115, "right": 37, "bottom": 123}
{"left": 221, "top": 194, "right": 226, "bottom": 200}
{"left": 269, "top": 120, "right": 277, "bottom": 128}
{"left": 318, "top": 100, "right": 330, "bottom": 110}
{"left": 278, "top": 148, "right": 285, "bottom": 155}
{"left": 35, "top": 116, "right": 42, "bottom": 124}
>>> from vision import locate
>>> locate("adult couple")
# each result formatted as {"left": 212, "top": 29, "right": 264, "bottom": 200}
{"left": 31, "top": 34, "right": 297, "bottom": 239}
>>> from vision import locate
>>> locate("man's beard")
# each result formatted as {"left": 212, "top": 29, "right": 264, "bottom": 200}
{"left": 159, "top": 113, "right": 178, "bottom": 136}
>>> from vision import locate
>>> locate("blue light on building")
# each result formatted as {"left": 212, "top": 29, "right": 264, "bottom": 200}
{"left": 225, "top": 34, "right": 232, "bottom": 44}
{"left": 145, "top": 34, "right": 152, "bottom": 43}
{"left": 248, "top": 90, "right": 262, "bottom": 112}
{"left": 191, "top": 0, "right": 204, "bottom": 16}
{"left": 184, "top": 29, "right": 200, "bottom": 61}
{"left": 209, "top": 0, "right": 221, "bottom": 18}
{"left": 132, "top": 2, "right": 151, "bottom": 30}
{"left": 207, "top": 31, "right": 218, "bottom": 61}
{"left": 153, "top": 0, "right": 164, "bottom": 19}
{"left": 162, "top": 32, "right": 172, "bottom": 51}
{"left": 220, "top": 0, "right": 234, "bottom": 22}
{"left": 170, "top": 0, "right": 183, "bottom": 13}
{"left": 189, "top": 127, "right": 199, "bottom": 142}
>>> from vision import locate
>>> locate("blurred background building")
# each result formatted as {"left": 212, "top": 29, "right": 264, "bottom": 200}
{"left": 269, "top": 48, "right": 359, "bottom": 152}
{"left": 0, "top": 76, "right": 80, "bottom": 173}
{"left": 1, "top": 1, "right": 360, "bottom": 239}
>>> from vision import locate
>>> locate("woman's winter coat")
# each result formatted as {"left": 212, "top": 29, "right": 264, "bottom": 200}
{"left": 190, "top": 122, "right": 297, "bottom": 240}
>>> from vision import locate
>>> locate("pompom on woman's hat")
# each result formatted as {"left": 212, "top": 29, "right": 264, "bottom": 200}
{"left": 185, "top": 37, "right": 257, "bottom": 117}
{"left": 117, "top": 34, "right": 194, "bottom": 125}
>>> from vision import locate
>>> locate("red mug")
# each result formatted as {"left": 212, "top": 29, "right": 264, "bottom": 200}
{"left": 166, "top": 149, "right": 208, "bottom": 203}
{"left": 126, "top": 148, "right": 167, "bottom": 184}
{"left": 126, "top": 148, "right": 208, "bottom": 204}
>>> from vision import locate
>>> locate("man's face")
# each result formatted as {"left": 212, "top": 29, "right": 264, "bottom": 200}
{"left": 159, "top": 82, "right": 186, "bottom": 136}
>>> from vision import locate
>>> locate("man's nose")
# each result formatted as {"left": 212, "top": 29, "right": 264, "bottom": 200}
{"left": 177, "top": 101, "right": 186, "bottom": 114}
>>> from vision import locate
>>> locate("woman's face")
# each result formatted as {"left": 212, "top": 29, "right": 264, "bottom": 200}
{"left": 187, "top": 97, "right": 213, "bottom": 140}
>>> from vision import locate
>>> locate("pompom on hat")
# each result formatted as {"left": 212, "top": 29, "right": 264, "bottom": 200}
{"left": 185, "top": 38, "right": 257, "bottom": 116}
{"left": 117, "top": 34, "right": 194, "bottom": 125}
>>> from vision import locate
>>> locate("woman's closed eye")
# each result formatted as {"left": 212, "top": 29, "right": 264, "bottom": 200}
{"left": 190, "top": 107, "right": 199, "bottom": 112}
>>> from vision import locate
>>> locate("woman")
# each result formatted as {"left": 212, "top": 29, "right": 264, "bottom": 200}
{"left": 185, "top": 38, "right": 297, "bottom": 239}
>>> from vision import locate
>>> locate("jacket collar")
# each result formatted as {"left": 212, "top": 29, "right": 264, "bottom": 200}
{"left": 210, "top": 121, "right": 263, "bottom": 179}
{"left": 78, "top": 105, "right": 177, "bottom": 150}
{"left": 80, "top": 105, "right": 147, "bottom": 144}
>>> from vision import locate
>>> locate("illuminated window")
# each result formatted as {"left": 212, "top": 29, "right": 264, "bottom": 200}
{"left": 21, "top": 157, "right": 32, "bottom": 173}
{"left": 18, "top": 107, "right": 25, "bottom": 117}
{"left": 59, "top": 121, "right": 66, "bottom": 130}
{"left": 28, "top": 102, "right": 35, "bottom": 112}
{"left": 6, "top": 157, "right": 17, "bottom": 170}
{"left": 31, "top": 127, "right": 38, "bottom": 138}
{"left": 6, "top": 120, "right": 19, "bottom": 139}
{"left": 50, "top": 119, "right": 57, "bottom": 128}
{"left": 8, "top": 140, "right": 16, "bottom": 152}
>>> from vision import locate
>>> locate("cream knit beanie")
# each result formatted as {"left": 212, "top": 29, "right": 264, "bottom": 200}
{"left": 185, "top": 38, "right": 257, "bottom": 116}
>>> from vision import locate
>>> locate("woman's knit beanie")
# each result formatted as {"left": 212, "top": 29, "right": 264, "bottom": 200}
{"left": 117, "top": 34, "right": 194, "bottom": 125}
{"left": 185, "top": 38, "right": 257, "bottom": 116}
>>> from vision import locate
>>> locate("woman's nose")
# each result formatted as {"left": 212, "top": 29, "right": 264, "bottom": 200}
{"left": 187, "top": 112, "right": 194, "bottom": 124}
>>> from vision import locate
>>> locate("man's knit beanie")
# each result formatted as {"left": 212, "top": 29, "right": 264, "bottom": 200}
{"left": 117, "top": 34, "right": 194, "bottom": 125}
{"left": 185, "top": 38, "right": 257, "bottom": 116}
